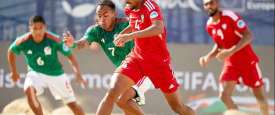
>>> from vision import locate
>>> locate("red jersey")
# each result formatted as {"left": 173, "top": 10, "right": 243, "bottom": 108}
{"left": 125, "top": 0, "right": 170, "bottom": 63}
{"left": 206, "top": 10, "right": 259, "bottom": 67}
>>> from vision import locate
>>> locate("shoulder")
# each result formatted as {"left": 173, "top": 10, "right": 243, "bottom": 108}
{"left": 117, "top": 20, "right": 129, "bottom": 27}
{"left": 86, "top": 24, "right": 101, "bottom": 32}
{"left": 221, "top": 10, "right": 240, "bottom": 21}
{"left": 46, "top": 31, "right": 61, "bottom": 43}
{"left": 15, "top": 32, "right": 32, "bottom": 45}
{"left": 144, "top": 0, "right": 159, "bottom": 11}
{"left": 206, "top": 17, "right": 213, "bottom": 26}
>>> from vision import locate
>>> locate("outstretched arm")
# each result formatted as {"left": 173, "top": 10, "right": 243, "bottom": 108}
{"left": 120, "top": 25, "right": 132, "bottom": 35}
{"left": 129, "top": 20, "right": 164, "bottom": 39}
{"left": 7, "top": 49, "right": 20, "bottom": 83}
{"left": 66, "top": 54, "right": 87, "bottom": 88}
{"left": 63, "top": 31, "right": 90, "bottom": 50}
{"left": 114, "top": 20, "right": 164, "bottom": 47}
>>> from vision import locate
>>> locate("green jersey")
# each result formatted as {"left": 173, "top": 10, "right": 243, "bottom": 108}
{"left": 83, "top": 21, "right": 134, "bottom": 67}
{"left": 9, "top": 31, "right": 72, "bottom": 76}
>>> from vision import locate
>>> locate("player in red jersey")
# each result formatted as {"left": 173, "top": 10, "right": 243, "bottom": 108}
{"left": 95, "top": 0, "right": 195, "bottom": 115}
{"left": 200, "top": 0, "right": 269, "bottom": 115}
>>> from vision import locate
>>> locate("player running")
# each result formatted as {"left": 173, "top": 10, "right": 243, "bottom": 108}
{"left": 7, "top": 16, "right": 86, "bottom": 115}
{"left": 63, "top": 0, "right": 152, "bottom": 114}
{"left": 199, "top": 0, "right": 269, "bottom": 115}
{"left": 96, "top": 0, "right": 195, "bottom": 115}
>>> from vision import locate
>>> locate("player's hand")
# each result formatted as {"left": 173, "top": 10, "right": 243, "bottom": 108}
{"left": 114, "top": 34, "right": 132, "bottom": 47}
{"left": 75, "top": 72, "right": 88, "bottom": 89}
{"left": 63, "top": 31, "right": 75, "bottom": 47}
{"left": 199, "top": 55, "right": 210, "bottom": 67}
{"left": 10, "top": 72, "right": 20, "bottom": 84}
{"left": 216, "top": 49, "right": 233, "bottom": 61}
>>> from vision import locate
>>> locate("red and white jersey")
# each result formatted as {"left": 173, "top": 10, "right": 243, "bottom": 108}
{"left": 206, "top": 10, "right": 259, "bottom": 67}
{"left": 124, "top": 0, "right": 170, "bottom": 63}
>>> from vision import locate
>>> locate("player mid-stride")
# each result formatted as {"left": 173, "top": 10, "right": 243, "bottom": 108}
{"left": 200, "top": 0, "right": 269, "bottom": 115}
{"left": 7, "top": 16, "right": 86, "bottom": 115}
{"left": 63, "top": 0, "right": 153, "bottom": 114}
{"left": 95, "top": 0, "right": 195, "bottom": 115}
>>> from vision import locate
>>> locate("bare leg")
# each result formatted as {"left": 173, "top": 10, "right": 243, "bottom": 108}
{"left": 220, "top": 81, "right": 238, "bottom": 110}
{"left": 96, "top": 73, "right": 137, "bottom": 115}
{"left": 251, "top": 86, "right": 269, "bottom": 115}
{"left": 163, "top": 89, "right": 195, "bottom": 115}
{"left": 25, "top": 87, "right": 43, "bottom": 115}
{"left": 67, "top": 102, "right": 85, "bottom": 115}
{"left": 117, "top": 88, "right": 144, "bottom": 115}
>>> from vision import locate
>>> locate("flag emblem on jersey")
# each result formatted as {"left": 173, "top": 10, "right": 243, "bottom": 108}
{"left": 150, "top": 11, "right": 158, "bottom": 19}
{"left": 62, "top": 44, "right": 69, "bottom": 52}
{"left": 44, "top": 46, "right": 52, "bottom": 55}
{"left": 237, "top": 19, "right": 246, "bottom": 28}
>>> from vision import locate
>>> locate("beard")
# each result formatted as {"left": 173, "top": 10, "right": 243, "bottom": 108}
{"left": 208, "top": 8, "right": 218, "bottom": 17}
{"left": 126, "top": 3, "right": 136, "bottom": 10}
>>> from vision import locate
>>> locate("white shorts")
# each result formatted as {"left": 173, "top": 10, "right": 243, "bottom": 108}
{"left": 133, "top": 76, "right": 154, "bottom": 94}
{"left": 110, "top": 74, "right": 153, "bottom": 105}
{"left": 24, "top": 71, "right": 76, "bottom": 104}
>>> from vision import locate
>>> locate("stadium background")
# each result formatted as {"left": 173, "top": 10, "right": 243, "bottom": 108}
{"left": 0, "top": 0, "right": 274, "bottom": 115}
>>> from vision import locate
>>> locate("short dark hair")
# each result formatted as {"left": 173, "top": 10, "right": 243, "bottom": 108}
{"left": 97, "top": 0, "right": 116, "bottom": 11}
{"left": 29, "top": 16, "right": 46, "bottom": 25}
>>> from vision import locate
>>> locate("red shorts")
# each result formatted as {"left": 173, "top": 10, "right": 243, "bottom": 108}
{"left": 115, "top": 55, "right": 179, "bottom": 93}
{"left": 220, "top": 62, "right": 264, "bottom": 88}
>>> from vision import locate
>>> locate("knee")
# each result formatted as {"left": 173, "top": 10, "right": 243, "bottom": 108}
{"left": 105, "top": 88, "right": 121, "bottom": 101}
{"left": 255, "top": 94, "right": 266, "bottom": 102}
{"left": 116, "top": 98, "right": 127, "bottom": 109}
{"left": 67, "top": 102, "right": 78, "bottom": 109}
{"left": 25, "top": 88, "right": 37, "bottom": 102}
{"left": 255, "top": 95, "right": 268, "bottom": 106}
{"left": 219, "top": 91, "right": 231, "bottom": 102}
{"left": 170, "top": 102, "right": 184, "bottom": 114}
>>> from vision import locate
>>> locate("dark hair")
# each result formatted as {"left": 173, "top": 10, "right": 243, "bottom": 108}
{"left": 97, "top": 0, "right": 116, "bottom": 11}
{"left": 29, "top": 15, "right": 46, "bottom": 25}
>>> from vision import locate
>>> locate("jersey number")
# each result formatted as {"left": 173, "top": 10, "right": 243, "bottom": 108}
{"left": 108, "top": 47, "right": 115, "bottom": 56}
{"left": 217, "top": 29, "right": 224, "bottom": 40}
{"left": 135, "top": 20, "right": 141, "bottom": 30}
{"left": 37, "top": 57, "right": 44, "bottom": 66}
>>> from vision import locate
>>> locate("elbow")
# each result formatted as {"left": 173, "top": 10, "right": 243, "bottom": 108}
{"left": 245, "top": 33, "right": 253, "bottom": 44}
{"left": 7, "top": 49, "right": 12, "bottom": 58}
{"left": 244, "top": 29, "right": 253, "bottom": 43}
{"left": 155, "top": 24, "right": 164, "bottom": 34}
{"left": 7, "top": 50, "right": 15, "bottom": 62}
{"left": 158, "top": 26, "right": 164, "bottom": 33}
{"left": 248, "top": 37, "right": 252, "bottom": 43}
{"left": 153, "top": 21, "right": 164, "bottom": 34}
{"left": 154, "top": 27, "right": 163, "bottom": 35}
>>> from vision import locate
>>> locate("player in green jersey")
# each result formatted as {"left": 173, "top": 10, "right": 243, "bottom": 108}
{"left": 7, "top": 16, "right": 86, "bottom": 115}
{"left": 64, "top": 0, "right": 153, "bottom": 114}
